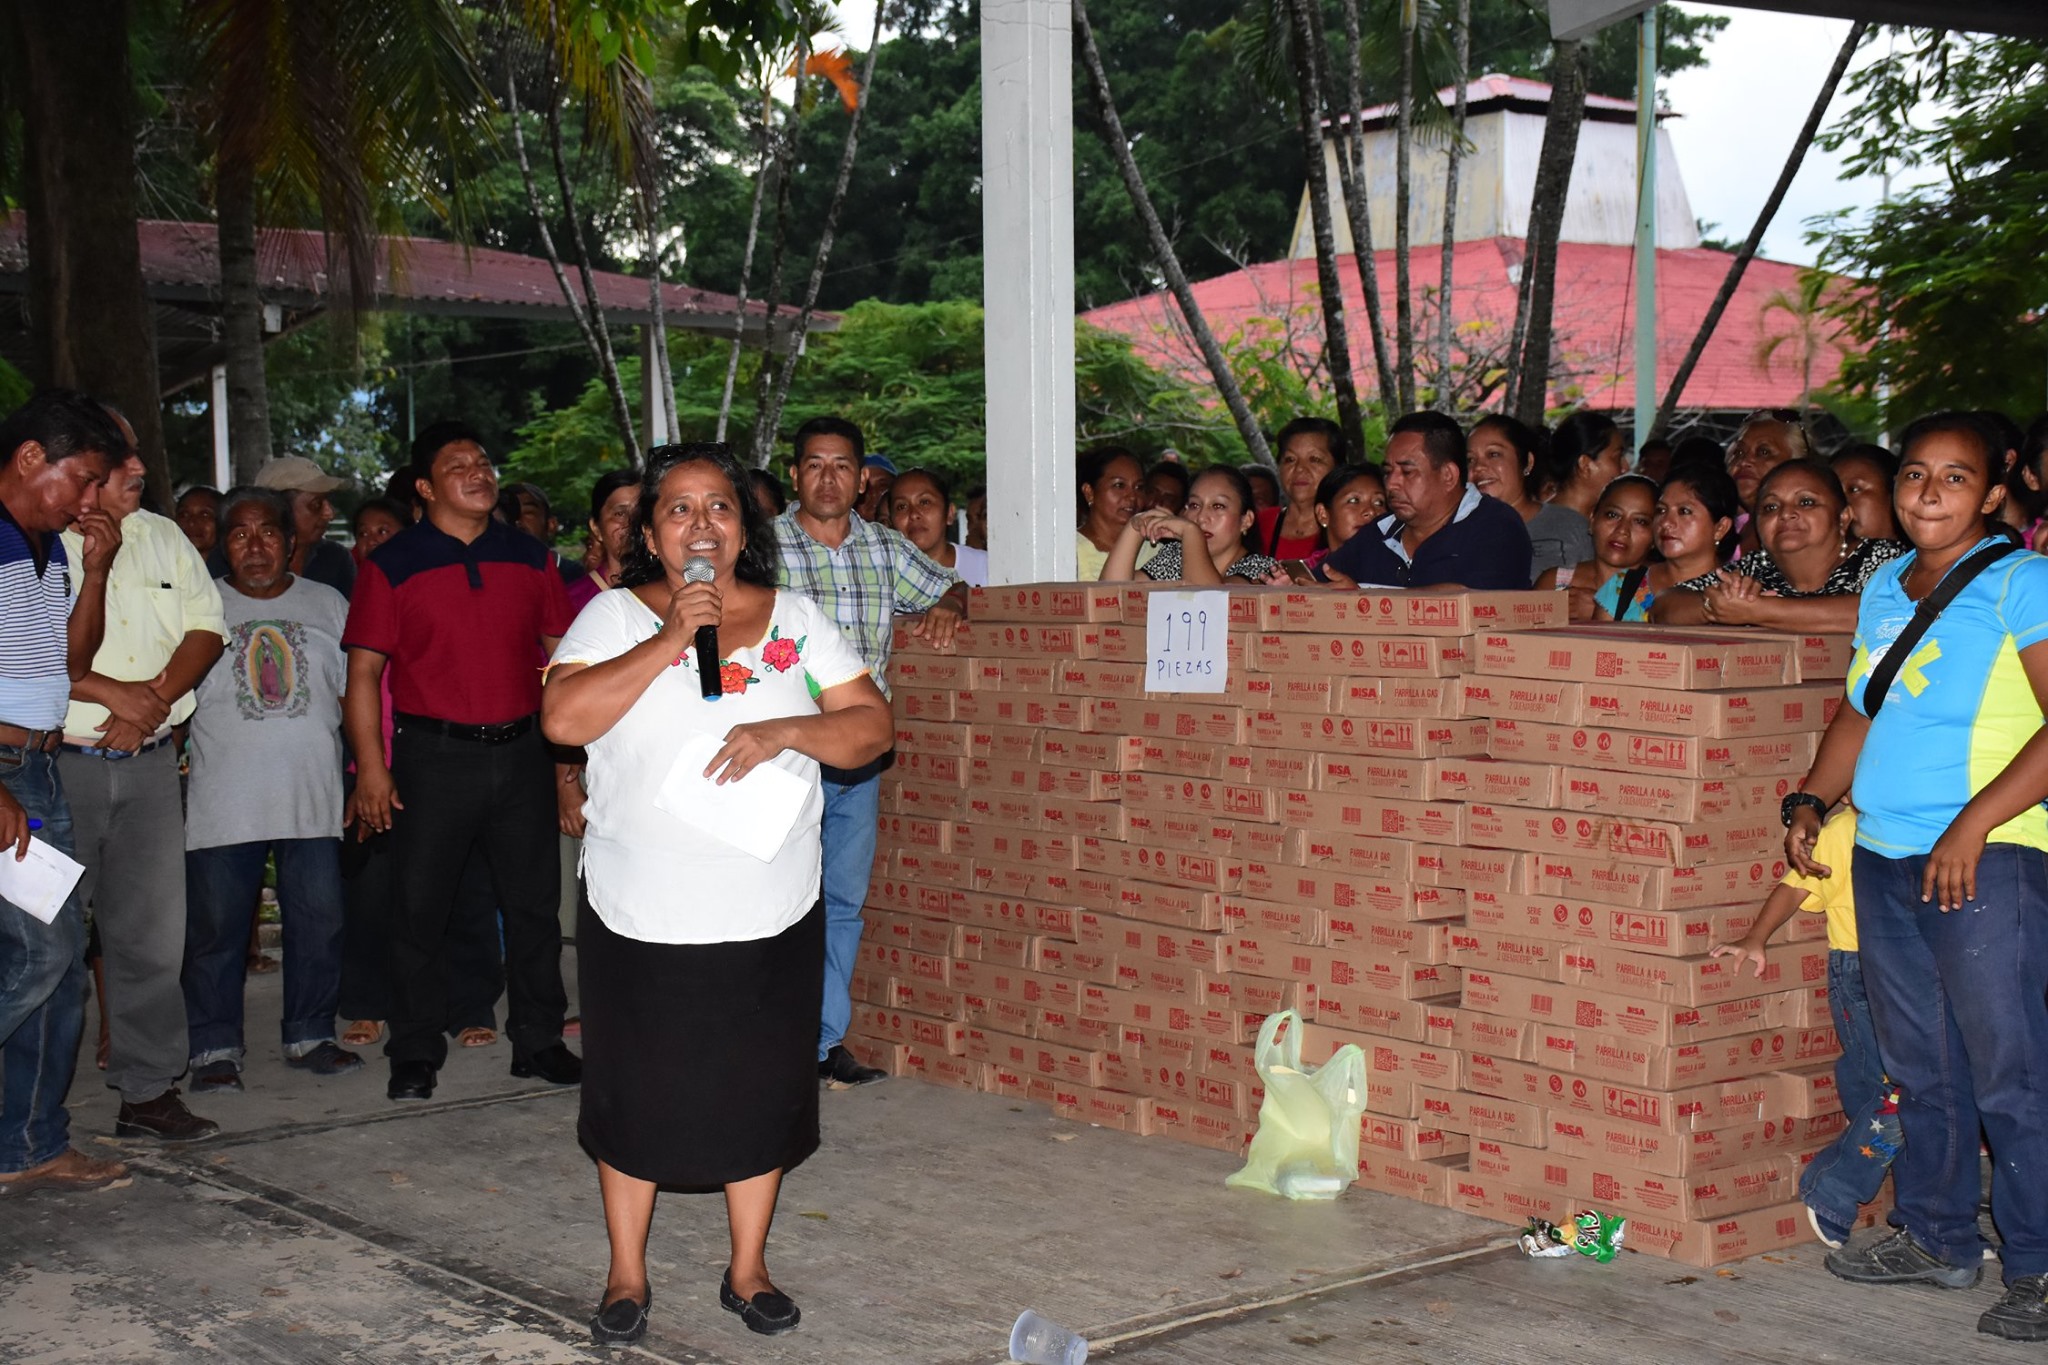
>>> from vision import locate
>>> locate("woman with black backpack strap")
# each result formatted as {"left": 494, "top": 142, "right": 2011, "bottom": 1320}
{"left": 1785, "top": 411, "right": 2048, "bottom": 1342}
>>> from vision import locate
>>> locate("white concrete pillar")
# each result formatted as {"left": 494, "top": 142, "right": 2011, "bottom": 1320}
{"left": 1632, "top": 8, "right": 1659, "bottom": 450}
{"left": 209, "top": 363, "right": 231, "bottom": 491}
{"left": 640, "top": 326, "right": 672, "bottom": 449}
{"left": 982, "top": 0, "right": 1076, "bottom": 585}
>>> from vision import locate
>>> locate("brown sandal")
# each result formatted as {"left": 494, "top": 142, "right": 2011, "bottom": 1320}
{"left": 456, "top": 1027, "right": 497, "bottom": 1048}
{"left": 341, "top": 1019, "right": 384, "bottom": 1047}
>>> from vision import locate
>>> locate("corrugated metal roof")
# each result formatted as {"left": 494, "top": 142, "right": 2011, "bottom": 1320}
{"left": 1080, "top": 240, "right": 1847, "bottom": 415}
{"left": 0, "top": 215, "right": 789, "bottom": 327}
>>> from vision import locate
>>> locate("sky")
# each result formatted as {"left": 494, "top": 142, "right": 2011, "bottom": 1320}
{"left": 827, "top": 1, "right": 1915, "bottom": 269}
{"left": 1663, "top": 5, "right": 1926, "bottom": 267}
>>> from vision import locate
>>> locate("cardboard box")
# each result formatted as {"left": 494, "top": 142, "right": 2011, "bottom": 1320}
{"left": 1244, "top": 710, "right": 1487, "bottom": 760}
{"left": 1445, "top": 1172, "right": 1574, "bottom": 1226}
{"left": 1255, "top": 589, "right": 1565, "bottom": 637}
{"left": 1035, "top": 732, "right": 1145, "bottom": 773}
{"left": 1545, "top": 1110, "right": 1847, "bottom": 1177}
{"left": 1575, "top": 682, "right": 1841, "bottom": 738}
{"left": 1488, "top": 718, "right": 1818, "bottom": 780}
{"left": 1410, "top": 844, "right": 1534, "bottom": 897}
{"left": 1334, "top": 676, "right": 1465, "bottom": 720}
{"left": 1549, "top": 938, "right": 1831, "bottom": 1006}
{"left": 1470, "top": 1139, "right": 1799, "bottom": 1220}
{"left": 1624, "top": 1199, "right": 1823, "bottom": 1267}
{"left": 1476, "top": 628, "right": 1798, "bottom": 690}
{"left": 1238, "top": 864, "right": 1464, "bottom": 922}
{"left": 1278, "top": 789, "right": 1466, "bottom": 842}
{"left": 1531, "top": 854, "right": 1791, "bottom": 911}
{"left": 1462, "top": 892, "right": 1757, "bottom": 958}
{"left": 1456, "top": 970, "right": 1814, "bottom": 1047}
{"left": 1252, "top": 633, "right": 1471, "bottom": 678}
{"left": 970, "top": 583, "right": 1125, "bottom": 622}
{"left": 1748, "top": 630, "right": 1854, "bottom": 682}
{"left": 900, "top": 1039, "right": 979, "bottom": 1090}
{"left": 1361, "top": 1113, "right": 1469, "bottom": 1161}
{"left": 1463, "top": 1053, "right": 1781, "bottom": 1133}
{"left": 1285, "top": 831, "right": 1418, "bottom": 882}
{"left": 1556, "top": 768, "right": 1798, "bottom": 824}
{"left": 1315, "top": 991, "right": 1456, "bottom": 1044}
{"left": 1429, "top": 758, "right": 1564, "bottom": 808}
{"left": 1353, "top": 1149, "right": 1455, "bottom": 1205}
{"left": 1458, "top": 676, "right": 1585, "bottom": 723}
{"left": 1314, "top": 754, "right": 1433, "bottom": 798}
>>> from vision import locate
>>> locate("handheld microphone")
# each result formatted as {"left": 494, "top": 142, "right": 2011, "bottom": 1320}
{"left": 683, "top": 556, "right": 721, "bottom": 700}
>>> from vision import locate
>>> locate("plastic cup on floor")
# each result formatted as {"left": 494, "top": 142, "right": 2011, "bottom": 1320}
{"left": 1009, "top": 1309, "right": 1088, "bottom": 1365}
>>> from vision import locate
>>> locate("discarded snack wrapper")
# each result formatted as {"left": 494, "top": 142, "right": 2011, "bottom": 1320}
{"left": 1518, "top": 1210, "right": 1628, "bottom": 1263}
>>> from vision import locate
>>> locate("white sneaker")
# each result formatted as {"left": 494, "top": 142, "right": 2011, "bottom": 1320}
{"left": 1805, "top": 1203, "right": 1845, "bottom": 1249}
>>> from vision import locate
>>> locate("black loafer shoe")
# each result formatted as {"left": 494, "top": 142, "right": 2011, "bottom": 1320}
{"left": 386, "top": 1060, "right": 436, "bottom": 1101}
{"left": 190, "top": 1060, "right": 243, "bottom": 1094}
{"left": 720, "top": 1269, "right": 800, "bottom": 1335}
{"left": 590, "top": 1288, "right": 650, "bottom": 1346}
{"left": 285, "top": 1042, "right": 365, "bottom": 1077}
{"left": 510, "top": 1042, "right": 582, "bottom": 1085}
{"left": 817, "top": 1044, "right": 886, "bottom": 1088}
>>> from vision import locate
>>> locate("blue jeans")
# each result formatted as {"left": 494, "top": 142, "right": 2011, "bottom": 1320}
{"left": 817, "top": 763, "right": 882, "bottom": 1059}
{"left": 0, "top": 745, "right": 88, "bottom": 1173}
{"left": 184, "top": 838, "right": 346, "bottom": 1064}
{"left": 1854, "top": 843, "right": 2048, "bottom": 1280}
{"left": 1797, "top": 949, "right": 1902, "bottom": 1232}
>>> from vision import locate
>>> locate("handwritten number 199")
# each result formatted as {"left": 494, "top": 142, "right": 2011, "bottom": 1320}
{"left": 1162, "top": 608, "right": 1209, "bottom": 653}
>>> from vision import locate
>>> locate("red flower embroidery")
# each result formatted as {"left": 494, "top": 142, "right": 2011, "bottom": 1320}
{"left": 719, "top": 660, "right": 758, "bottom": 694}
{"left": 761, "top": 627, "right": 805, "bottom": 673}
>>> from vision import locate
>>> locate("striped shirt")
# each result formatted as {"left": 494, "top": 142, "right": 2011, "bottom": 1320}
{"left": 772, "top": 509, "right": 958, "bottom": 698}
{"left": 0, "top": 499, "right": 74, "bottom": 730}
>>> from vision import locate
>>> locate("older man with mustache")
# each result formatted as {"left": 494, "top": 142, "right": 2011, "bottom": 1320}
{"left": 180, "top": 487, "right": 361, "bottom": 1093}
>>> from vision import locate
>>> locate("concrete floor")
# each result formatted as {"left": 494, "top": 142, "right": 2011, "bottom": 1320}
{"left": 2, "top": 953, "right": 2038, "bottom": 1364}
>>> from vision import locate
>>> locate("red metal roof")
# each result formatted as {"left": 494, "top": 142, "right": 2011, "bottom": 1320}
{"left": 0, "top": 214, "right": 797, "bottom": 329}
{"left": 1079, "top": 239, "right": 1846, "bottom": 415}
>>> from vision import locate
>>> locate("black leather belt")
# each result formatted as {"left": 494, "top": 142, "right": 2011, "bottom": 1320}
{"left": 394, "top": 712, "right": 537, "bottom": 745}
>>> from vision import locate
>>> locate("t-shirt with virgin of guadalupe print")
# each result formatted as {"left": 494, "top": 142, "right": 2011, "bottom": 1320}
{"left": 185, "top": 575, "right": 350, "bottom": 851}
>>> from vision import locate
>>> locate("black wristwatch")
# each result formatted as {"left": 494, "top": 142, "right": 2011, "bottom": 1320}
{"left": 1780, "top": 792, "right": 1827, "bottom": 828}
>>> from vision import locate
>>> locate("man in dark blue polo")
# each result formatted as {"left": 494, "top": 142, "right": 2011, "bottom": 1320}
{"left": 1319, "top": 410, "right": 1533, "bottom": 590}
{"left": 342, "top": 421, "right": 580, "bottom": 1101}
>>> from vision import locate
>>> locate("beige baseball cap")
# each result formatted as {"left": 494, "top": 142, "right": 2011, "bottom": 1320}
{"left": 253, "top": 455, "right": 347, "bottom": 494}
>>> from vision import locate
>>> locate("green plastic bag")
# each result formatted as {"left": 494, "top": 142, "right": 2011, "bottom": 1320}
{"left": 1225, "top": 1010, "right": 1369, "bottom": 1201}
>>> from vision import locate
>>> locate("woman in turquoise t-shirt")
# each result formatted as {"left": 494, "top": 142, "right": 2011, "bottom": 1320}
{"left": 1786, "top": 412, "right": 2048, "bottom": 1339}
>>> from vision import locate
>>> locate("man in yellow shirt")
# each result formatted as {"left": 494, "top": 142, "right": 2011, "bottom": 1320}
{"left": 1713, "top": 805, "right": 1898, "bottom": 1249}
{"left": 59, "top": 409, "right": 226, "bottom": 1143}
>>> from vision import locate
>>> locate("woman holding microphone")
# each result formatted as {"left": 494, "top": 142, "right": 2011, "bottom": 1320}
{"left": 542, "top": 443, "right": 890, "bottom": 1345}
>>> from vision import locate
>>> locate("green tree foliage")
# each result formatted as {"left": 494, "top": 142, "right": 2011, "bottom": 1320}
{"left": 502, "top": 299, "right": 1253, "bottom": 517}
{"left": 1816, "top": 32, "right": 2048, "bottom": 423}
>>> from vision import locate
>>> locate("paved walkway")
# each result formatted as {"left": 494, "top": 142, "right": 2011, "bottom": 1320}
{"left": 2, "top": 959, "right": 2033, "bottom": 1363}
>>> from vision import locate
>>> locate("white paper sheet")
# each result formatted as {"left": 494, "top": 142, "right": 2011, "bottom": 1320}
{"left": 653, "top": 732, "right": 809, "bottom": 863}
{"left": 0, "top": 837, "right": 85, "bottom": 925}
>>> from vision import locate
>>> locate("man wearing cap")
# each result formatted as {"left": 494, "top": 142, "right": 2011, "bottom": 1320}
{"left": 252, "top": 456, "right": 355, "bottom": 599}
{"left": 855, "top": 453, "right": 896, "bottom": 524}
{"left": 343, "top": 419, "right": 580, "bottom": 1102}
{"left": 0, "top": 390, "right": 130, "bottom": 1195}
{"left": 776, "top": 416, "right": 965, "bottom": 1087}
{"left": 61, "top": 404, "right": 228, "bottom": 1143}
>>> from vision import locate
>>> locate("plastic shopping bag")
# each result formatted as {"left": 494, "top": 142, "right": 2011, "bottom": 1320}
{"left": 1224, "top": 1010, "right": 1369, "bottom": 1201}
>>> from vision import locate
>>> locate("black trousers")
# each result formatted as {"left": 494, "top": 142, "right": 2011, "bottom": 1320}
{"left": 385, "top": 722, "right": 566, "bottom": 1068}
{"left": 338, "top": 798, "right": 505, "bottom": 1034}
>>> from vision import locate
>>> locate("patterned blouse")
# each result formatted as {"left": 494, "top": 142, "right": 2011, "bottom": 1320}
{"left": 1673, "top": 537, "right": 1908, "bottom": 598}
{"left": 1140, "top": 541, "right": 1282, "bottom": 584}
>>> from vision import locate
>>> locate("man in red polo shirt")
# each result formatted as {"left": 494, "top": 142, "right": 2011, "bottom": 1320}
{"left": 342, "top": 421, "right": 581, "bottom": 1101}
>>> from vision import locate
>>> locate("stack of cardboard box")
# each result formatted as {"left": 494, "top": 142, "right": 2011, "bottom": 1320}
{"left": 851, "top": 583, "right": 1869, "bottom": 1265}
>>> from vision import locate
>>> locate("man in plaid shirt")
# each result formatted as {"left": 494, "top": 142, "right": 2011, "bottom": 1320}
{"left": 775, "top": 416, "right": 965, "bottom": 1087}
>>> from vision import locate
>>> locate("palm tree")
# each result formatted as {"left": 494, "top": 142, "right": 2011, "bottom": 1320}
{"left": 189, "top": 0, "right": 497, "bottom": 482}
{"left": 1755, "top": 271, "right": 1846, "bottom": 418}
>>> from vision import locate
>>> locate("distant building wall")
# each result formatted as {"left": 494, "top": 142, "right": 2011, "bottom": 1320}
{"left": 1290, "top": 103, "right": 1700, "bottom": 257}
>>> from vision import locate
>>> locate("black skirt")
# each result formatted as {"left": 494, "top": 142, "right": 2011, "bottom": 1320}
{"left": 577, "top": 891, "right": 824, "bottom": 1189}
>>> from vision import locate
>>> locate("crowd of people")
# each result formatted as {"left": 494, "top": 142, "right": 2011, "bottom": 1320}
{"left": 6, "top": 384, "right": 2048, "bottom": 1344}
